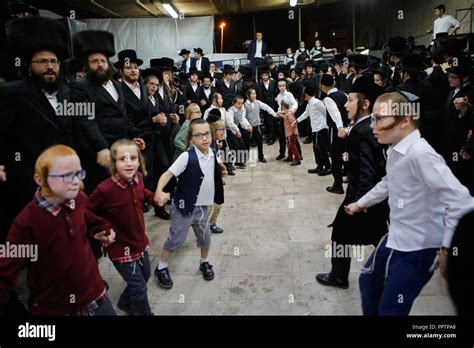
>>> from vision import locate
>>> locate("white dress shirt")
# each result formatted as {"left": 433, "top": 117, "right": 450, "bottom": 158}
{"left": 296, "top": 97, "right": 328, "bottom": 133}
{"left": 169, "top": 147, "right": 215, "bottom": 206}
{"left": 148, "top": 95, "right": 156, "bottom": 106}
{"left": 323, "top": 88, "right": 346, "bottom": 129}
{"left": 226, "top": 106, "right": 251, "bottom": 134}
{"left": 255, "top": 40, "right": 263, "bottom": 58}
{"left": 275, "top": 91, "right": 297, "bottom": 112}
{"left": 196, "top": 58, "right": 202, "bottom": 71}
{"left": 43, "top": 90, "right": 58, "bottom": 111}
{"left": 124, "top": 80, "right": 141, "bottom": 99}
{"left": 433, "top": 14, "right": 461, "bottom": 38}
{"left": 102, "top": 80, "right": 119, "bottom": 102}
{"left": 357, "top": 129, "right": 474, "bottom": 251}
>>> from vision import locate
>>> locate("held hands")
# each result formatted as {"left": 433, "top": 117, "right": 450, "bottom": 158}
{"left": 97, "top": 148, "right": 111, "bottom": 168}
{"left": 236, "top": 131, "right": 242, "bottom": 138}
{"left": 132, "top": 138, "right": 146, "bottom": 150}
{"left": 344, "top": 202, "right": 367, "bottom": 215}
{"left": 170, "top": 113, "right": 180, "bottom": 124}
{"left": 291, "top": 121, "right": 297, "bottom": 128}
{"left": 338, "top": 127, "right": 347, "bottom": 139}
{"left": 0, "top": 165, "right": 6, "bottom": 182}
{"left": 94, "top": 228, "right": 116, "bottom": 247}
{"left": 153, "top": 112, "right": 167, "bottom": 126}
{"left": 248, "top": 126, "right": 253, "bottom": 133}
{"left": 438, "top": 252, "right": 448, "bottom": 279}
{"left": 154, "top": 191, "right": 170, "bottom": 207}
{"left": 453, "top": 96, "right": 469, "bottom": 111}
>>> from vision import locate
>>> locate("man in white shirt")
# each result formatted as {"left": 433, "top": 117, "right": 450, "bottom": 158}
{"left": 292, "top": 85, "right": 331, "bottom": 175}
{"left": 247, "top": 32, "right": 267, "bottom": 81}
{"left": 179, "top": 49, "right": 194, "bottom": 74}
{"left": 345, "top": 91, "right": 474, "bottom": 316}
{"left": 433, "top": 4, "right": 461, "bottom": 39}
{"left": 193, "top": 48, "right": 210, "bottom": 74}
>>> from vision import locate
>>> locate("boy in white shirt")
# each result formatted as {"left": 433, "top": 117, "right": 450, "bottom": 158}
{"left": 345, "top": 91, "right": 474, "bottom": 315}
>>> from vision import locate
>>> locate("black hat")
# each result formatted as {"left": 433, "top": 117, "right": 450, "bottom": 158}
{"left": 65, "top": 58, "right": 85, "bottom": 76}
{"left": 200, "top": 72, "right": 214, "bottom": 82}
{"left": 396, "top": 53, "right": 427, "bottom": 72}
{"left": 263, "top": 56, "right": 274, "bottom": 66}
{"left": 178, "top": 49, "right": 191, "bottom": 56}
{"left": 188, "top": 66, "right": 200, "bottom": 77}
{"left": 371, "top": 65, "right": 392, "bottom": 79}
{"left": 332, "top": 53, "right": 347, "bottom": 64}
{"left": 446, "top": 55, "right": 472, "bottom": 76}
{"left": 213, "top": 72, "right": 224, "bottom": 79}
{"left": 258, "top": 64, "right": 270, "bottom": 74}
{"left": 141, "top": 67, "right": 161, "bottom": 80}
{"left": 383, "top": 36, "right": 411, "bottom": 56}
{"left": 315, "top": 60, "right": 329, "bottom": 71}
{"left": 294, "top": 63, "right": 303, "bottom": 74}
{"left": 238, "top": 65, "right": 252, "bottom": 74}
{"left": 304, "top": 85, "right": 316, "bottom": 97}
{"left": 349, "top": 54, "right": 369, "bottom": 68}
{"left": 150, "top": 57, "right": 177, "bottom": 72}
{"left": 349, "top": 75, "right": 386, "bottom": 110}
{"left": 304, "top": 59, "right": 317, "bottom": 68}
{"left": 207, "top": 108, "right": 222, "bottom": 124}
{"left": 193, "top": 48, "right": 204, "bottom": 56}
{"left": 437, "top": 34, "right": 474, "bottom": 56}
{"left": 115, "top": 49, "right": 143, "bottom": 69}
{"left": 73, "top": 30, "right": 115, "bottom": 59}
{"left": 222, "top": 64, "right": 236, "bottom": 74}
{"left": 321, "top": 73, "right": 335, "bottom": 87}
{"left": 6, "top": 16, "right": 70, "bottom": 61}
{"left": 243, "top": 71, "right": 253, "bottom": 81}
{"left": 174, "top": 72, "right": 189, "bottom": 84}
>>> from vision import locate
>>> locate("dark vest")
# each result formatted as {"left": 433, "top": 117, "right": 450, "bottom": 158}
{"left": 327, "top": 90, "right": 349, "bottom": 128}
{"left": 217, "top": 80, "right": 236, "bottom": 109}
{"left": 172, "top": 147, "right": 224, "bottom": 216}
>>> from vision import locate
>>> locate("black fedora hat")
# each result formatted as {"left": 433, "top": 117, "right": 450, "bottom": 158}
{"left": 150, "top": 57, "right": 177, "bottom": 72}
{"left": 200, "top": 72, "right": 213, "bottom": 82}
{"left": 396, "top": 52, "right": 427, "bottom": 72}
{"left": 446, "top": 54, "right": 472, "bottom": 75}
{"left": 174, "top": 72, "right": 189, "bottom": 84}
{"left": 188, "top": 66, "right": 200, "bottom": 78}
{"left": 258, "top": 64, "right": 270, "bottom": 74}
{"left": 222, "top": 64, "right": 236, "bottom": 74}
{"left": 141, "top": 67, "right": 161, "bottom": 80}
{"left": 383, "top": 36, "right": 411, "bottom": 55}
{"left": 332, "top": 52, "right": 347, "bottom": 64}
{"left": 65, "top": 58, "right": 85, "bottom": 75}
{"left": 371, "top": 65, "right": 392, "bottom": 79}
{"left": 178, "top": 49, "right": 191, "bottom": 56}
{"left": 213, "top": 72, "right": 224, "bottom": 79}
{"left": 73, "top": 30, "right": 115, "bottom": 59}
{"left": 304, "top": 59, "right": 317, "bottom": 68}
{"left": 349, "top": 54, "right": 369, "bottom": 68}
{"left": 238, "top": 64, "right": 252, "bottom": 74}
{"left": 6, "top": 16, "right": 70, "bottom": 61}
{"left": 193, "top": 48, "right": 204, "bottom": 56}
{"left": 349, "top": 75, "right": 386, "bottom": 109}
{"left": 115, "top": 49, "right": 143, "bottom": 69}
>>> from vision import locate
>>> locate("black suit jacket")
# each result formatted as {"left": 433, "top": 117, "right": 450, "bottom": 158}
{"left": 192, "top": 57, "right": 211, "bottom": 74}
{"left": 0, "top": 78, "right": 76, "bottom": 236}
{"left": 70, "top": 77, "right": 140, "bottom": 152}
{"left": 247, "top": 40, "right": 267, "bottom": 60}
{"left": 197, "top": 86, "right": 215, "bottom": 112}
{"left": 180, "top": 57, "right": 196, "bottom": 73}
{"left": 185, "top": 81, "right": 202, "bottom": 104}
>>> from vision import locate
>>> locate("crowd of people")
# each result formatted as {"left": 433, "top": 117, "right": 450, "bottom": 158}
{"left": 0, "top": 3, "right": 473, "bottom": 317}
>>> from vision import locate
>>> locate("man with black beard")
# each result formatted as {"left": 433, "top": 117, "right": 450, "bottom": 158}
{"left": 69, "top": 30, "right": 145, "bottom": 193}
{"left": 0, "top": 16, "right": 77, "bottom": 243}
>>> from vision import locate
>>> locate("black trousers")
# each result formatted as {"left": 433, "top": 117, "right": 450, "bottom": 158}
{"left": 226, "top": 130, "right": 247, "bottom": 165}
{"left": 264, "top": 111, "right": 277, "bottom": 141}
{"left": 313, "top": 129, "right": 330, "bottom": 169}
{"left": 329, "top": 127, "right": 345, "bottom": 187}
{"left": 251, "top": 125, "right": 264, "bottom": 160}
{"left": 331, "top": 255, "right": 352, "bottom": 282}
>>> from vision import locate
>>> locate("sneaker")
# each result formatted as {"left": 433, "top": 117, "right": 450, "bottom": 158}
{"left": 275, "top": 154, "right": 285, "bottom": 160}
{"left": 199, "top": 262, "right": 215, "bottom": 281}
{"left": 210, "top": 224, "right": 224, "bottom": 234}
{"left": 154, "top": 267, "right": 173, "bottom": 289}
{"left": 290, "top": 160, "right": 301, "bottom": 166}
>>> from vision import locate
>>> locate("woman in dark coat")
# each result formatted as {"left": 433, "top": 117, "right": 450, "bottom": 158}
{"left": 316, "top": 75, "right": 389, "bottom": 289}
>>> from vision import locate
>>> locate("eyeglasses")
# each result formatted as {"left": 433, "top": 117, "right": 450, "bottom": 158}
{"left": 370, "top": 113, "right": 393, "bottom": 125}
{"left": 88, "top": 58, "right": 108, "bottom": 65}
{"left": 192, "top": 131, "right": 212, "bottom": 140}
{"left": 31, "top": 59, "right": 59, "bottom": 67}
{"left": 48, "top": 170, "right": 86, "bottom": 183}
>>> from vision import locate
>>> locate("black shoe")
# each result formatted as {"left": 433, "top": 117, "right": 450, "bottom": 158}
{"left": 227, "top": 169, "right": 235, "bottom": 176}
{"left": 117, "top": 302, "right": 137, "bottom": 315}
{"left": 283, "top": 157, "right": 293, "bottom": 162}
{"left": 317, "top": 169, "right": 332, "bottom": 176}
{"left": 326, "top": 185, "right": 344, "bottom": 194}
{"left": 236, "top": 163, "right": 246, "bottom": 169}
{"left": 275, "top": 154, "right": 285, "bottom": 160}
{"left": 199, "top": 262, "right": 215, "bottom": 281}
{"left": 308, "top": 167, "right": 322, "bottom": 174}
{"left": 315, "top": 273, "right": 349, "bottom": 289}
{"left": 290, "top": 160, "right": 301, "bottom": 166}
{"left": 155, "top": 267, "right": 173, "bottom": 289}
{"left": 303, "top": 137, "right": 312, "bottom": 144}
{"left": 155, "top": 207, "right": 171, "bottom": 220}
{"left": 142, "top": 204, "right": 150, "bottom": 213}
{"left": 259, "top": 158, "right": 267, "bottom": 163}
{"left": 268, "top": 139, "right": 276, "bottom": 145}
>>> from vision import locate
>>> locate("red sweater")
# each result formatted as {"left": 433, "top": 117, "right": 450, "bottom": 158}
{"left": 88, "top": 173, "right": 155, "bottom": 261}
{"left": 0, "top": 192, "right": 111, "bottom": 315}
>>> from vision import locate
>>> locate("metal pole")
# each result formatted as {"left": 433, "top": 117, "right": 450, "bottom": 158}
{"left": 352, "top": 0, "right": 356, "bottom": 51}
{"left": 298, "top": 7, "right": 301, "bottom": 42}
{"left": 221, "top": 27, "right": 224, "bottom": 53}
{"left": 253, "top": 13, "right": 256, "bottom": 37}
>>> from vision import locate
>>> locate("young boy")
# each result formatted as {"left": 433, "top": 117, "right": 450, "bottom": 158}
{"left": 154, "top": 119, "right": 224, "bottom": 289}
{"left": 345, "top": 91, "right": 474, "bottom": 315}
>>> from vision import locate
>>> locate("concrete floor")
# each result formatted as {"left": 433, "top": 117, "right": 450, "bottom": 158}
{"left": 99, "top": 142, "right": 456, "bottom": 315}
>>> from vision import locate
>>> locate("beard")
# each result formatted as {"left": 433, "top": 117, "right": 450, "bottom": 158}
{"left": 87, "top": 64, "right": 114, "bottom": 84}
{"left": 30, "top": 69, "right": 61, "bottom": 93}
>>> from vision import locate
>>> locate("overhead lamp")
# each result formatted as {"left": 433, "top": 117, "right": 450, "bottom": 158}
{"left": 161, "top": 0, "right": 179, "bottom": 18}
{"left": 290, "top": 0, "right": 297, "bottom": 7}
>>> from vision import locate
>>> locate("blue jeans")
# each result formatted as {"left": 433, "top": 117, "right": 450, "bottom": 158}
{"left": 359, "top": 235, "right": 438, "bottom": 315}
{"left": 113, "top": 251, "right": 153, "bottom": 316}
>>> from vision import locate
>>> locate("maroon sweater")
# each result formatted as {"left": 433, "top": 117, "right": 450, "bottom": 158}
{"left": 0, "top": 192, "right": 111, "bottom": 315}
{"left": 88, "top": 173, "right": 155, "bottom": 261}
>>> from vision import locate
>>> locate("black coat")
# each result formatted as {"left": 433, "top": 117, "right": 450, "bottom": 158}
{"left": 185, "top": 81, "right": 202, "bottom": 105}
{"left": 69, "top": 77, "right": 140, "bottom": 151}
{"left": 331, "top": 117, "right": 389, "bottom": 245}
{"left": 259, "top": 79, "right": 278, "bottom": 109}
{"left": 197, "top": 86, "right": 215, "bottom": 113}
{"left": 192, "top": 57, "right": 211, "bottom": 74}
{"left": 425, "top": 65, "right": 450, "bottom": 102}
{"left": 0, "top": 78, "right": 76, "bottom": 239}
{"left": 216, "top": 79, "right": 237, "bottom": 109}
